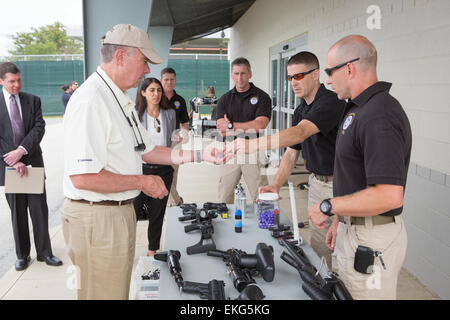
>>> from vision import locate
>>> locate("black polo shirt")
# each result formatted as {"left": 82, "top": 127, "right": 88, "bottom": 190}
{"left": 215, "top": 82, "right": 272, "bottom": 123}
{"left": 215, "top": 83, "right": 272, "bottom": 140}
{"left": 333, "top": 81, "right": 412, "bottom": 216}
{"left": 168, "top": 90, "right": 189, "bottom": 129}
{"left": 289, "top": 84, "right": 345, "bottom": 176}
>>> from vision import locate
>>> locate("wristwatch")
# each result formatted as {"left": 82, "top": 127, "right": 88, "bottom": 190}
{"left": 320, "top": 198, "right": 334, "bottom": 216}
{"left": 227, "top": 122, "right": 234, "bottom": 129}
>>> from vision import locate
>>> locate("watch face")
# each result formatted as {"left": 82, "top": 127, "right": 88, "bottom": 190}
{"left": 227, "top": 122, "right": 233, "bottom": 129}
{"left": 320, "top": 201, "right": 330, "bottom": 213}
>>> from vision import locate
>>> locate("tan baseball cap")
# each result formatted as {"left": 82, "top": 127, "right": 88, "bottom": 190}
{"left": 101, "top": 24, "right": 164, "bottom": 64}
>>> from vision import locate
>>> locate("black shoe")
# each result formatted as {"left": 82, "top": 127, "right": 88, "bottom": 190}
{"left": 37, "top": 255, "right": 63, "bottom": 266}
{"left": 15, "top": 256, "right": 31, "bottom": 271}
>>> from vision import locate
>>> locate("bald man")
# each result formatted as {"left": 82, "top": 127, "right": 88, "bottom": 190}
{"left": 308, "top": 35, "right": 412, "bottom": 299}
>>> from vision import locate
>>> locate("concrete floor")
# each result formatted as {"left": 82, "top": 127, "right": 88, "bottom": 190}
{"left": 0, "top": 122, "right": 441, "bottom": 300}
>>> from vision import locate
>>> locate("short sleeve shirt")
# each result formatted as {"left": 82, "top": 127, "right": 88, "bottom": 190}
{"left": 168, "top": 90, "right": 189, "bottom": 129}
{"left": 63, "top": 66, "right": 155, "bottom": 201}
{"left": 215, "top": 83, "right": 272, "bottom": 139}
{"left": 333, "top": 82, "right": 412, "bottom": 216}
{"left": 289, "top": 84, "right": 345, "bottom": 176}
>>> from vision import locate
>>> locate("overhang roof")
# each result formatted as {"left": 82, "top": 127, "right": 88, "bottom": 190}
{"left": 149, "top": 0, "right": 255, "bottom": 45}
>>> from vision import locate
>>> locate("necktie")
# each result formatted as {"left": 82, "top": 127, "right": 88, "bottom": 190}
{"left": 9, "top": 95, "right": 25, "bottom": 147}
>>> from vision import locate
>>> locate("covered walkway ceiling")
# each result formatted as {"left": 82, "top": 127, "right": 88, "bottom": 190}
{"left": 149, "top": 0, "right": 255, "bottom": 45}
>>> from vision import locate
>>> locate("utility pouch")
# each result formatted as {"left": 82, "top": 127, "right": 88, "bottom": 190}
{"left": 354, "top": 245, "right": 375, "bottom": 274}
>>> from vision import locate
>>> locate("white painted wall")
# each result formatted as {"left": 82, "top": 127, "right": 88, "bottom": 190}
{"left": 230, "top": 0, "right": 450, "bottom": 174}
{"left": 230, "top": 0, "right": 450, "bottom": 299}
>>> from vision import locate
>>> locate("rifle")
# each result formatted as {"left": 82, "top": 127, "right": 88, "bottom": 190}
{"left": 207, "top": 243, "right": 275, "bottom": 293}
{"left": 279, "top": 238, "right": 353, "bottom": 300}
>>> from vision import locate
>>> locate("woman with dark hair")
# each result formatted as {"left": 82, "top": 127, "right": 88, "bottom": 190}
{"left": 134, "top": 77, "right": 177, "bottom": 256}
{"left": 61, "top": 84, "right": 71, "bottom": 112}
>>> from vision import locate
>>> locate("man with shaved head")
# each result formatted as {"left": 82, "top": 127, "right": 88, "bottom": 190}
{"left": 308, "top": 35, "right": 412, "bottom": 299}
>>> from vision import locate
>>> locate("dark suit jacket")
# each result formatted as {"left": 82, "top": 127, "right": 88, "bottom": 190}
{"left": 0, "top": 90, "right": 45, "bottom": 186}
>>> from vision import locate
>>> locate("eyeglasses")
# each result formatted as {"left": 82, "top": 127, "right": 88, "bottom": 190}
{"left": 154, "top": 118, "right": 161, "bottom": 133}
{"left": 287, "top": 68, "right": 317, "bottom": 81}
{"left": 324, "top": 58, "right": 360, "bottom": 76}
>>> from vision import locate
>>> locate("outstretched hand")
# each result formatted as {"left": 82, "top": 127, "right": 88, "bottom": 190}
{"left": 225, "top": 137, "right": 258, "bottom": 155}
{"left": 202, "top": 144, "right": 229, "bottom": 164}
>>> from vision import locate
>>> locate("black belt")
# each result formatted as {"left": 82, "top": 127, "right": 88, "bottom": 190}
{"left": 69, "top": 198, "right": 135, "bottom": 206}
{"left": 143, "top": 163, "right": 172, "bottom": 170}
{"left": 338, "top": 215, "right": 396, "bottom": 226}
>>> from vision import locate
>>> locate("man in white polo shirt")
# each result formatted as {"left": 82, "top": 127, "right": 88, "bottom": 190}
{"left": 62, "top": 24, "right": 224, "bottom": 300}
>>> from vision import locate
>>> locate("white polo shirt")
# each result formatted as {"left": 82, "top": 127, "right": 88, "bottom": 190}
{"left": 63, "top": 66, "right": 155, "bottom": 201}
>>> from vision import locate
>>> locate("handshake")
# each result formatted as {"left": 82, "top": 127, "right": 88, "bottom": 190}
{"left": 197, "top": 137, "right": 262, "bottom": 165}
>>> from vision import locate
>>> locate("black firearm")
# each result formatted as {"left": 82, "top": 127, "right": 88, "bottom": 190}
{"left": 154, "top": 250, "right": 184, "bottom": 292}
{"left": 182, "top": 208, "right": 218, "bottom": 254}
{"left": 178, "top": 204, "right": 199, "bottom": 222}
{"left": 182, "top": 279, "right": 226, "bottom": 300}
{"left": 203, "top": 202, "right": 228, "bottom": 216}
{"left": 279, "top": 238, "right": 353, "bottom": 300}
{"left": 207, "top": 243, "right": 275, "bottom": 293}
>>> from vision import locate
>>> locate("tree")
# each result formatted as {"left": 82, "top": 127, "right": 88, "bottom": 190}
{"left": 9, "top": 22, "right": 83, "bottom": 55}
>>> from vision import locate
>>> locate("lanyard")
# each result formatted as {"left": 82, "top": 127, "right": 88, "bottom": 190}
{"left": 96, "top": 71, "right": 146, "bottom": 151}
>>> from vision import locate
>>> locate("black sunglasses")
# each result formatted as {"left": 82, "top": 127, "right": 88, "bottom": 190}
{"left": 324, "top": 58, "right": 360, "bottom": 76}
{"left": 154, "top": 118, "right": 161, "bottom": 133}
{"left": 287, "top": 68, "right": 317, "bottom": 81}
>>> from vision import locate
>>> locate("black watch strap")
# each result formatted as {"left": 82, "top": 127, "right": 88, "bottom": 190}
{"left": 320, "top": 198, "right": 334, "bottom": 216}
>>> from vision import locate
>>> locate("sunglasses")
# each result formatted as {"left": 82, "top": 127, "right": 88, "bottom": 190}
{"left": 287, "top": 68, "right": 317, "bottom": 81}
{"left": 324, "top": 58, "right": 360, "bottom": 76}
{"left": 154, "top": 118, "right": 161, "bottom": 133}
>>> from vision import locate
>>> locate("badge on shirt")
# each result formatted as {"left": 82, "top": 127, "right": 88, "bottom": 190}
{"left": 342, "top": 113, "right": 355, "bottom": 134}
{"left": 250, "top": 96, "right": 258, "bottom": 105}
{"left": 174, "top": 101, "right": 181, "bottom": 109}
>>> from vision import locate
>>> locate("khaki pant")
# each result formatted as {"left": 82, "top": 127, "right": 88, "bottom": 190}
{"left": 61, "top": 199, "right": 137, "bottom": 300}
{"left": 307, "top": 174, "right": 334, "bottom": 269}
{"left": 167, "top": 164, "right": 183, "bottom": 206}
{"left": 217, "top": 151, "right": 268, "bottom": 204}
{"left": 332, "top": 215, "right": 407, "bottom": 300}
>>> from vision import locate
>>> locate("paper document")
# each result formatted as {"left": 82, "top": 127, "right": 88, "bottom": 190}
{"left": 4, "top": 167, "right": 45, "bottom": 194}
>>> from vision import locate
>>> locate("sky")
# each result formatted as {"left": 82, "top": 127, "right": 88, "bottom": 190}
{"left": 0, "top": 0, "right": 229, "bottom": 57}
{"left": 0, "top": 0, "right": 83, "bottom": 56}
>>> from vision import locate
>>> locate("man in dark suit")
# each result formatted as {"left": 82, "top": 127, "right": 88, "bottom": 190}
{"left": 0, "top": 62, "right": 62, "bottom": 271}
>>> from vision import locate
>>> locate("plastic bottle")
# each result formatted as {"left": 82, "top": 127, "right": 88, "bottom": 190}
{"left": 257, "top": 193, "right": 280, "bottom": 229}
{"left": 235, "top": 220, "right": 242, "bottom": 233}
{"left": 234, "top": 209, "right": 242, "bottom": 233}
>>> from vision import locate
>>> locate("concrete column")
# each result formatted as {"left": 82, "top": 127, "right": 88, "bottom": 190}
{"left": 82, "top": 0, "right": 153, "bottom": 98}
{"left": 147, "top": 26, "right": 174, "bottom": 79}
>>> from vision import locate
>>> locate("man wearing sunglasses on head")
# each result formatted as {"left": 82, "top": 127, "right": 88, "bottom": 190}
{"left": 62, "top": 24, "right": 225, "bottom": 300}
{"left": 308, "top": 35, "right": 412, "bottom": 299}
{"left": 227, "top": 52, "right": 345, "bottom": 268}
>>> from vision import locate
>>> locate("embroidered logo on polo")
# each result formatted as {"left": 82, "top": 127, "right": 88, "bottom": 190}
{"left": 342, "top": 113, "right": 355, "bottom": 134}
{"left": 250, "top": 96, "right": 258, "bottom": 105}
{"left": 174, "top": 101, "right": 181, "bottom": 109}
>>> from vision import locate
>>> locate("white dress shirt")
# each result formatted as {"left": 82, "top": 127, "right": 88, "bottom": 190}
{"left": 145, "top": 113, "right": 165, "bottom": 147}
{"left": 63, "top": 66, "right": 155, "bottom": 201}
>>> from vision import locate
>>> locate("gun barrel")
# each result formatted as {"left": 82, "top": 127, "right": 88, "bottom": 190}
{"left": 182, "top": 281, "right": 204, "bottom": 295}
{"left": 302, "top": 282, "right": 332, "bottom": 300}
{"left": 184, "top": 223, "right": 200, "bottom": 233}
{"left": 207, "top": 249, "right": 227, "bottom": 258}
